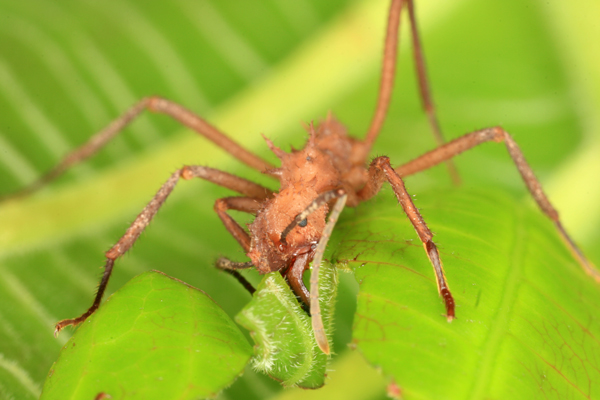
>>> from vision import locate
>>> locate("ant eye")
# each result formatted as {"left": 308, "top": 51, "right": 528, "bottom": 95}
{"left": 298, "top": 218, "right": 308, "bottom": 227}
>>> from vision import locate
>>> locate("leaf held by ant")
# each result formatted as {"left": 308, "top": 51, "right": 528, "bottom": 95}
{"left": 235, "top": 259, "right": 338, "bottom": 389}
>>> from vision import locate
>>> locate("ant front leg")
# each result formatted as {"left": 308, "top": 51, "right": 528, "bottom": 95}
{"left": 359, "top": 156, "right": 455, "bottom": 321}
{"left": 54, "top": 165, "right": 272, "bottom": 335}
{"left": 214, "top": 196, "right": 264, "bottom": 252}
{"left": 396, "top": 127, "right": 600, "bottom": 282}
{"left": 216, "top": 258, "right": 256, "bottom": 296}
{"left": 3, "top": 96, "right": 273, "bottom": 201}
{"left": 213, "top": 196, "right": 270, "bottom": 296}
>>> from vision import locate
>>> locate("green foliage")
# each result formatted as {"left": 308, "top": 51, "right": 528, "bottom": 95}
{"left": 334, "top": 189, "right": 600, "bottom": 399}
{"left": 41, "top": 271, "right": 252, "bottom": 399}
{"left": 0, "top": 0, "right": 599, "bottom": 399}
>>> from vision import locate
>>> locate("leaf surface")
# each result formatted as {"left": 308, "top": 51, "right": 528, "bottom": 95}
{"left": 332, "top": 188, "right": 600, "bottom": 399}
{"left": 41, "top": 271, "right": 252, "bottom": 399}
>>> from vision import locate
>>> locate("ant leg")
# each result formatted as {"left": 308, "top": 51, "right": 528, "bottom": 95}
{"left": 362, "top": 0, "right": 403, "bottom": 153}
{"left": 358, "top": 156, "right": 455, "bottom": 321}
{"left": 214, "top": 196, "right": 264, "bottom": 252}
{"left": 212, "top": 195, "right": 271, "bottom": 296}
{"left": 55, "top": 166, "right": 272, "bottom": 335}
{"left": 214, "top": 195, "right": 289, "bottom": 295}
{"left": 216, "top": 259, "right": 254, "bottom": 270}
{"left": 361, "top": 0, "right": 458, "bottom": 183}
{"left": 216, "top": 258, "right": 256, "bottom": 296}
{"left": 213, "top": 195, "right": 267, "bottom": 295}
{"left": 5, "top": 96, "right": 274, "bottom": 200}
{"left": 405, "top": 0, "right": 460, "bottom": 184}
{"left": 396, "top": 126, "right": 599, "bottom": 282}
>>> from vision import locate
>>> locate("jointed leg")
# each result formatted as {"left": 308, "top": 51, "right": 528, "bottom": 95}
{"left": 396, "top": 126, "right": 599, "bottom": 281}
{"left": 216, "top": 258, "right": 256, "bottom": 296}
{"left": 7, "top": 96, "right": 274, "bottom": 200}
{"left": 361, "top": 0, "right": 458, "bottom": 182}
{"left": 212, "top": 196, "right": 266, "bottom": 295}
{"left": 362, "top": 0, "right": 402, "bottom": 152}
{"left": 358, "top": 156, "right": 455, "bottom": 321}
{"left": 214, "top": 196, "right": 264, "bottom": 252}
{"left": 405, "top": 0, "right": 460, "bottom": 184}
{"left": 55, "top": 166, "right": 271, "bottom": 335}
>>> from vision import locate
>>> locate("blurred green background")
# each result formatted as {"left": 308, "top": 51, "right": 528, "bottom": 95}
{"left": 0, "top": 0, "right": 599, "bottom": 399}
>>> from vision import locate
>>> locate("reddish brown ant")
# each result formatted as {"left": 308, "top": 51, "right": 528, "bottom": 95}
{"left": 5, "top": 0, "right": 598, "bottom": 356}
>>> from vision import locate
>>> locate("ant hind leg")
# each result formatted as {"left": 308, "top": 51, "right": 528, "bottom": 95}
{"left": 3, "top": 96, "right": 274, "bottom": 201}
{"left": 360, "top": 0, "right": 459, "bottom": 183}
{"left": 396, "top": 126, "right": 600, "bottom": 282}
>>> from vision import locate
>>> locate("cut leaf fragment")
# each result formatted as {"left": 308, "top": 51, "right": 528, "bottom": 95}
{"left": 236, "top": 261, "right": 338, "bottom": 389}
{"left": 41, "top": 270, "right": 252, "bottom": 400}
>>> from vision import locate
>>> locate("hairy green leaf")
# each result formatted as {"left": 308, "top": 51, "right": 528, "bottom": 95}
{"left": 236, "top": 261, "right": 338, "bottom": 389}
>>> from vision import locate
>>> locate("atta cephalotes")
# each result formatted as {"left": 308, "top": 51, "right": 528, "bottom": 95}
{"left": 6, "top": 0, "right": 596, "bottom": 355}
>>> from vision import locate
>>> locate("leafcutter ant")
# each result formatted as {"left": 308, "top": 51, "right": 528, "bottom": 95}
{"left": 3, "top": 0, "right": 598, "bottom": 356}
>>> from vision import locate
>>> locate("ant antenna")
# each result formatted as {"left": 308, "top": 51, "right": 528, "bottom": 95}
{"left": 310, "top": 192, "right": 347, "bottom": 355}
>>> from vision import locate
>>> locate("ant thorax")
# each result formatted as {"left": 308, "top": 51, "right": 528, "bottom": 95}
{"left": 311, "top": 117, "right": 370, "bottom": 205}
{"left": 247, "top": 116, "right": 369, "bottom": 276}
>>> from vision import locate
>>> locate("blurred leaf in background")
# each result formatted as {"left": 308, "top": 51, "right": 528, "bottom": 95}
{"left": 0, "top": 0, "right": 599, "bottom": 399}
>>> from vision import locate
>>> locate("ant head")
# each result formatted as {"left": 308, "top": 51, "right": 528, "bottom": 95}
{"left": 247, "top": 188, "right": 328, "bottom": 275}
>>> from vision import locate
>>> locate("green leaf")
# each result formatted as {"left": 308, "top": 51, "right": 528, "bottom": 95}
{"left": 235, "top": 261, "right": 338, "bottom": 389}
{"left": 1, "top": 0, "right": 599, "bottom": 399}
{"left": 41, "top": 271, "right": 252, "bottom": 399}
{"left": 332, "top": 188, "right": 600, "bottom": 399}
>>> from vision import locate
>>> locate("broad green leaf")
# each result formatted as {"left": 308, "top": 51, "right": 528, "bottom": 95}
{"left": 332, "top": 188, "right": 600, "bottom": 399}
{"left": 236, "top": 261, "right": 338, "bottom": 389}
{"left": 41, "top": 271, "right": 252, "bottom": 399}
{"left": 0, "top": 0, "right": 599, "bottom": 399}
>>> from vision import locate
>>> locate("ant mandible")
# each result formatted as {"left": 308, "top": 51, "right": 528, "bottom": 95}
{"left": 6, "top": 0, "right": 598, "bottom": 355}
